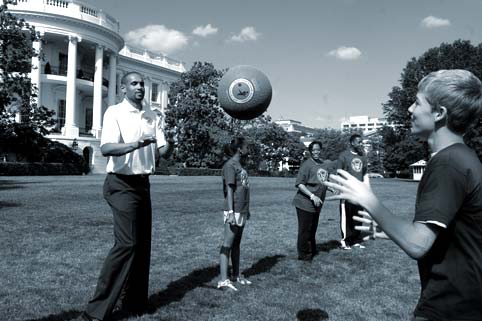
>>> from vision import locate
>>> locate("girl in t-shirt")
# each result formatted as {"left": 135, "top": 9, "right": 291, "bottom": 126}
{"left": 292, "top": 141, "right": 332, "bottom": 261}
{"left": 218, "top": 137, "right": 252, "bottom": 291}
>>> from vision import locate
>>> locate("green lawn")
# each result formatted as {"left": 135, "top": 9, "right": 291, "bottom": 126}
{"left": 0, "top": 175, "right": 420, "bottom": 321}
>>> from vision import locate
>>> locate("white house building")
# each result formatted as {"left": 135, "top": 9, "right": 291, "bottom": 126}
{"left": 9, "top": 0, "right": 186, "bottom": 173}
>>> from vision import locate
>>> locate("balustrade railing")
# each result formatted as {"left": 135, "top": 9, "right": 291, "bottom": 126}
{"left": 9, "top": 0, "right": 120, "bottom": 33}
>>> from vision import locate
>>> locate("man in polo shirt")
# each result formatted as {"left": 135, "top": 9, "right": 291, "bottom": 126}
{"left": 336, "top": 134, "right": 369, "bottom": 250}
{"left": 82, "top": 72, "right": 173, "bottom": 321}
{"left": 324, "top": 69, "right": 482, "bottom": 321}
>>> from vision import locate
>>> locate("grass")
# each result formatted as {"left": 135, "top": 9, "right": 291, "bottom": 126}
{"left": 0, "top": 175, "right": 420, "bottom": 321}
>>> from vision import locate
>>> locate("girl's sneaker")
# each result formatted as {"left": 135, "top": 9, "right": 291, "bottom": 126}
{"left": 217, "top": 279, "right": 238, "bottom": 291}
{"left": 236, "top": 277, "right": 252, "bottom": 285}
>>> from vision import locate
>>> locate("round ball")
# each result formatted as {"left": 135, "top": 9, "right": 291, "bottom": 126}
{"left": 217, "top": 65, "right": 272, "bottom": 120}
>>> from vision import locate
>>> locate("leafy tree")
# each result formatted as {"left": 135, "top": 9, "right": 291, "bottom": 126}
{"left": 237, "top": 115, "right": 305, "bottom": 170}
{"left": 382, "top": 39, "right": 482, "bottom": 174}
{"left": 311, "top": 128, "right": 355, "bottom": 161}
{"left": 165, "top": 61, "right": 229, "bottom": 168}
{"left": 0, "top": 0, "right": 56, "bottom": 156}
{"left": 166, "top": 62, "right": 306, "bottom": 170}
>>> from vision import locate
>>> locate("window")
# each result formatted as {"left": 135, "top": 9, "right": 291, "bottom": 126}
{"left": 343, "top": 124, "right": 349, "bottom": 128}
{"left": 59, "top": 53, "right": 68, "bottom": 76}
{"left": 85, "top": 108, "right": 92, "bottom": 132}
{"left": 151, "top": 82, "right": 159, "bottom": 102}
{"left": 57, "top": 99, "right": 66, "bottom": 130}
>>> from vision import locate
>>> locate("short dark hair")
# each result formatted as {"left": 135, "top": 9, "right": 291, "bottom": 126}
{"left": 349, "top": 134, "right": 362, "bottom": 144}
{"left": 224, "top": 136, "right": 246, "bottom": 157}
{"left": 121, "top": 72, "right": 143, "bottom": 86}
{"left": 308, "top": 141, "right": 322, "bottom": 154}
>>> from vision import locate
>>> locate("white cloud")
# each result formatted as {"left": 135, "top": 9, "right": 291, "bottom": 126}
{"left": 327, "top": 46, "right": 362, "bottom": 60}
{"left": 229, "top": 26, "right": 261, "bottom": 42}
{"left": 124, "top": 25, "right": 188, "bottom": 54}
{"left": 192, "top": 24, "right": 218, "bottom": 37}
{"left": 421, "top": 16, "right": 451, "bottom": 28}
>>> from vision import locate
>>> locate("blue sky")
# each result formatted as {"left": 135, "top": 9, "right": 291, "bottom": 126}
{"left": 88, "top": 0, "right": 482, "bottom": 128}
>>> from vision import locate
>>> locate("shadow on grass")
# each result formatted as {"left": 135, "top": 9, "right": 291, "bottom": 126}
{"left": 23, "top": 254, "right": 286, "bottom": 321}
{"left": 147, "top": 254, "right": 286, "bottom": 315}
{"left": 24, "top": 309, "right": 82, "bottom": 321}
{"left": 0, "top": 180, "right": 50, "bottom": 191}
{"left": 243, "top": 254, "right": 285, "bottom": 277}
{"left": 316, "top": 240, "right": 341, "bottom": 253}
{"left": 0, "top": 200, "right": 22, "bottom": 208}
{"left": 296, "top": 308, "right": 329, "bottom": 321}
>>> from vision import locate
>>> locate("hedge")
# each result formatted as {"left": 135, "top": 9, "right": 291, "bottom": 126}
{"left": 155, "top": 167, "right": 296, "bottom": 178}
{"left": 0, "top": 162, "right": 83, "bottom": 176}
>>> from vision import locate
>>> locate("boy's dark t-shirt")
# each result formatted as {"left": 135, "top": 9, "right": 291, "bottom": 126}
{"left": 222, "top": 158, "right": 250, "bottom": 214}
{"left": 337, "top": 150, "right": 367, "bottom": 181}
{"left": 413, "top": 143, "right": 482, "bottom": 320}
{"left": 292, "top": 158, "right": 336, "bottom": 213}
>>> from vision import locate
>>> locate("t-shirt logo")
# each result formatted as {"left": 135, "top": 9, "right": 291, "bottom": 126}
{"left": 240, "top": 169, "right": 249, "bottom": 187}
{"left": 317, "top": 168, "right": 329, "bottom": 182}
{"left": 351, "top": 158, "right": 363, "bottom": 172}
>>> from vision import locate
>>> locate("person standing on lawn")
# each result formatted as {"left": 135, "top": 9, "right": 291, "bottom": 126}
{"left": 82, "top": 71, "right": 173, "bottom": 321}
{"left": 336, "top": 133, "right": 369, "bottom": 250}
{"left": 218, "top": 136, "right": 252, "bottom": 291}
{"left": 324, "top": 69, "right": 482, "bottom": 321}
{"left": 292, "top": 141, "right": 334, "bottom": 261}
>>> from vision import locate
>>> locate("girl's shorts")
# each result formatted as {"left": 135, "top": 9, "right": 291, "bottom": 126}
{"left": 223, "top": 211, "right": 248, "bottom": 227}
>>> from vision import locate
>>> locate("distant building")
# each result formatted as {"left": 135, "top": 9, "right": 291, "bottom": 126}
{"left": 410, "top": 160, "right": 427, "bottom": 181}
{"left": 275, "top": 119, "right": 316, "bottom": 146}
{"left": 8, "top": 0, "right": 186, "bottom": 173}
{"left": 340, "top": 115, "right": 397, "bottom": 135}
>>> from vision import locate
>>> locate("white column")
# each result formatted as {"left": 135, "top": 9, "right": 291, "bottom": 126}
{"left": 64, "top": 35, "right": 80, "bottom": 137}
{"left": 143, "top": 76, "right": 151, "bottom": 106}
{"left": 92, "top": 45, "right": 103, "bottom": 138}
{"left": 31, "top": 34, "right": 43, "bottom": 106}
{"left": 116, "top": 71, "right": 122, "bottom": 102}
{"left": 161, "top": 81, "right": 169, "bottom": 114}
{"left": 107, "top": 53, "right": 117, "bottom": 107}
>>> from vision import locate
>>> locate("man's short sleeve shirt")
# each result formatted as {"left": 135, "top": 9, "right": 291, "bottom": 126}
{"left": 100, "top": 99, "right": 166, "bottom": 175}
{"left": 337, "top": 150, "right": 367, "bottom": 181}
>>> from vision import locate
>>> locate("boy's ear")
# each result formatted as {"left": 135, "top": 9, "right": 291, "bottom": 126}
{"left": 435, "top": 106, "right": 448, "bottom": 122}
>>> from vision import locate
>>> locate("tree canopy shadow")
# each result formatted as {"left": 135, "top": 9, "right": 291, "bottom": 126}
{"left": 0, "top": 179, "right": 48, "bottom": 191}
{"left": 23, "top": 309, "right": 82, "bottom": 321}
{"left": 296, "top": 308, "right": 329, "bottom": 321}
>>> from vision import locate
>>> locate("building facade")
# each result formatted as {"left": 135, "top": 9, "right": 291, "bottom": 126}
{"left": 275, "top": 119, "right": 316, "bottom": 147}
{"left": 340, "top": 115, "right": 396, "bottom": 135}
{"left": 9, "top": 0, "right": 186, "bottom": 173}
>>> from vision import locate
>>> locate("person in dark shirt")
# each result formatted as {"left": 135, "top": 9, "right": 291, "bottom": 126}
{"left": 337, "top": 134, "right": 369, "bottom": 249}
{"left": 217, "top": 136, "right": 252, "bottom": 291}
{"left": 324, "top": 69, "right": 482, "bottom": 321}
{"left": 292, "top": 141, "right": 335, "bottom": 261}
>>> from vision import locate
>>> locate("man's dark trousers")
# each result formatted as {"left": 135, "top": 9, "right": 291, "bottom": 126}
{"left": 86, "top": 173, "right": 152, "bottom": 320}
{"left": 340, "top": 200, "right": 363, "bottom": 246}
